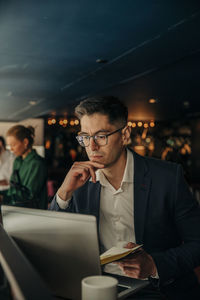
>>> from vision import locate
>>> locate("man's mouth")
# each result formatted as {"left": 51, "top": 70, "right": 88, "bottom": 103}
{"left": 91, "top": 155, "right": 103, "bottom": 159}
{"left": 89, "top": 153, "right": 103, "bottom": 160}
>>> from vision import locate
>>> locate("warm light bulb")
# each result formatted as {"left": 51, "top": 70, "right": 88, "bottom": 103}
{"left": 149, "top": 98, "right": 156, "bottom": 104}
{"left": 146, "top": 137, "right": 151, "bottom": 143}
{"left": 74, "top": 119, "right": 79, "bottom": 125}
{"left": 45, "top": 140, "right": 51, "bottom": 149}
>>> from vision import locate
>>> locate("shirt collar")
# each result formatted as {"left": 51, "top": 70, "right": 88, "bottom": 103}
{"left": 16, "top": 149, "right": 37, "bottom": 163}
{"left": 91, "top": 148, "right": 134, "bottom": 186}
{"left": 121, "top": 148, "right": 133, "bottom": 183}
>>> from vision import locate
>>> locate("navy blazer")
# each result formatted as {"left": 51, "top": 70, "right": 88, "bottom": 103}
{"left": 50, "top": 149, "right": 200, "bottom": 293}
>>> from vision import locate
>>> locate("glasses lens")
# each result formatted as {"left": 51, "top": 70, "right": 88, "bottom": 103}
{"left": 76, "top": 136, "right": 90, "bottom": 147}
{"left": 76, "top": 135, "right": 107, "bottom": 147}
{"left": 94, "top": 135, "right": 107, "bottom": 146}
{"left": 76, "top": 136, "right": 85, "bottom": 147}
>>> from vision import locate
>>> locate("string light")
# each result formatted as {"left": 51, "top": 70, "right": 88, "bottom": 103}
{"left": 150, "top": 121, "right": 155, "bottom": 127}
{"left": 48, "top": 117, "right": 80, "bottom": 126}
{"left": 74, "top": 119, "right": 79, "bottom": 125}
{"left": 127, "top": 120, "right": 155, "bottom": 128}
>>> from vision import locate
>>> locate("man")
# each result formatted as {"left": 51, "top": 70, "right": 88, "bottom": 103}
{"left": 50, "top": 96, "right": 200, "bottom": 299}
{"left": 0, "top": 136, "right": 15, "bottom": 191}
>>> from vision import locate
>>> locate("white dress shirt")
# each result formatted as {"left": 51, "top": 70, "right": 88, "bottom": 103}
{"left": 98, "top": 149, "right": 135, "bottom": 275}
{"left": 0, "top": 149, "right": 15, "bottom": 191}
{"left": 56, "top": 149, "right": 135, "bottom": 275}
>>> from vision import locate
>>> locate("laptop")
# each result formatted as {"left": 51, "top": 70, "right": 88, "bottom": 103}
{"left": 1, "top": 205, "right": 149, "bottom": 300}
{"left": 0, "top": 223, "right": 53, "bottom": 300}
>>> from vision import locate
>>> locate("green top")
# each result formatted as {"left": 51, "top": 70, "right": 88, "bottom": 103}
{"left": 2, "top": 149, "right": 48, "bottom": 209}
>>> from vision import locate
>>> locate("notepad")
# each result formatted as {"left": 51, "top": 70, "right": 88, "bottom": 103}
{"left": 100, "top": 244, "right": 143, "bottom": 265}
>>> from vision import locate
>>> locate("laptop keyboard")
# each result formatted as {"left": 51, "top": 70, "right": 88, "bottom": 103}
{"left": 117, "top": 285, "right": 129, "bottom": 293}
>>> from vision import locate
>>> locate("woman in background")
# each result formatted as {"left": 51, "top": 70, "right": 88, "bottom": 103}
{"left": 0, "top": 136, "right": 15, "bottom": 191}
{"left": 0, "top": 125, "right": 47, "bottom": 209}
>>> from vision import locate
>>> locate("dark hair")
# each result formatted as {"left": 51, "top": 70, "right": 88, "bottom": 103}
{"left": 6, "top": 125, "right": 35, "bottom": 148}
{"left": 0, "top": 136, "right": 6, "bottom": 148}
{"left": 75, "top": 96, "right": 128, "bottom": 127}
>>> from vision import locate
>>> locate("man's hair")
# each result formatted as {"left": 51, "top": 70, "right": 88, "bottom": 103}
{"left": 0, "top": 136, "right": 6, "bottom": 148}
{"left": 75, "top": 96, "right": 128, "bottom": 126}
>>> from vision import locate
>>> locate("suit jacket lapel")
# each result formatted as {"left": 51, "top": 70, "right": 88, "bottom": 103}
{"left": 133, "top": 151, "right": 151, "bottom": 244}
{"left": 88, "top": 181, "right": 102, "bottom": 251}
{"left": 88, "top": 181, "right": 101, "bottom": 227}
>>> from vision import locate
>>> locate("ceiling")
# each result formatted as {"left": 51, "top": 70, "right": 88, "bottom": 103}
{"left": 0, "top": 0, "right": 200, "bottom": 122}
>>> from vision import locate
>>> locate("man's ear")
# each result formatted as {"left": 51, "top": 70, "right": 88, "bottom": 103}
{"left": 122, "top": 126, "right": 131, "bottom": 145}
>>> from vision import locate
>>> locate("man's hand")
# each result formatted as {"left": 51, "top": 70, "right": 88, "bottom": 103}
{"left": 115, "top": 242, "right": 157, "bottom": 279}
{"left": 57, "top": 161, "right": 104, "bottom": 201}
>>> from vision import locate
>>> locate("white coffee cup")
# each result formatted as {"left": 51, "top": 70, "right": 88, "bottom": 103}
{"left": 81, "top": 275, "right": 118, "bottom": 300}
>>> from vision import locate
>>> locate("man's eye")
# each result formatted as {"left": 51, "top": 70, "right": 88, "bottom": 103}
{"left": 83, "top": 136, "right": 90, "bottom": 140}
{"left": 96, "top": 135, "right": 106, "bottom": 140}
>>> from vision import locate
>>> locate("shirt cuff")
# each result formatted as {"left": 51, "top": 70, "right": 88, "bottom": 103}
{"left": 56, "top": 193, "right": 71, "bottom": 209}
{"left": 151, "top": 269, "right": 159, "bottom": 279}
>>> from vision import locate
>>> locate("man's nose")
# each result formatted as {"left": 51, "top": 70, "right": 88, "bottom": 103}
{"left": 89, "top": 137, "right": 99, "bottom": 151}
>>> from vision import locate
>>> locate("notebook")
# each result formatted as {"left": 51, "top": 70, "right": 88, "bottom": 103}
{"left": 1, "top": 205, "right": 149, "bottom": 300}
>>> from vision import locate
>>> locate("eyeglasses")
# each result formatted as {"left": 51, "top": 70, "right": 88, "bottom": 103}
{"left": 76, "top": 126, "right": 125, "bottom": 147}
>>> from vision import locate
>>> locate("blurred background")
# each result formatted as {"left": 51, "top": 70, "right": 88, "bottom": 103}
{"left": 0, "top": 0, "right": 200, "bottom": 199}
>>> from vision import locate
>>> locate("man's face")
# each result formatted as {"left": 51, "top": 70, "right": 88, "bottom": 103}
{"left": 80, "top": 113, "right": 126, "bottom": 168}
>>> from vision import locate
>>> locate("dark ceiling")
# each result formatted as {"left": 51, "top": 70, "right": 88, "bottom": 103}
{"left": 0, "top": 0, "right": 200, "bottom": 122}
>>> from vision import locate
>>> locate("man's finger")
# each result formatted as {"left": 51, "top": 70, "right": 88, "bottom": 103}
{"left": 124, "top": 269, "right": 140, "bottom": 279}
{"left": 118, "top": 261, "right": 140, "bottom": 268}
{"left": 82, "top": 161, "right": 105, "bottom": 169}
{"left": 124, "top": 242, "right": 138, "bottom": 249}
{"left": 75, "top": 162, "right": 104, "bottom": 182}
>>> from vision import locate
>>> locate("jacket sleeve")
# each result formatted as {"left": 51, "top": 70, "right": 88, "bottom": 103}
{"left": 151, "top": 165, "right": 200, "bottom": 286}
{"left": 49, "top": 195, "right": 74, "bottom": 212}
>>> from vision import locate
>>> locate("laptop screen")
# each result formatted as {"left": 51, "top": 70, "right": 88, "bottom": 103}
{"left": 2, "top": 205, "right": 101, "bottom": 300}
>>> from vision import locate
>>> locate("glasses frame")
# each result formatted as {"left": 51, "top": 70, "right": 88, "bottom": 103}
{"left": 76, "top": 126, "right": 125, "bottom": 147}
